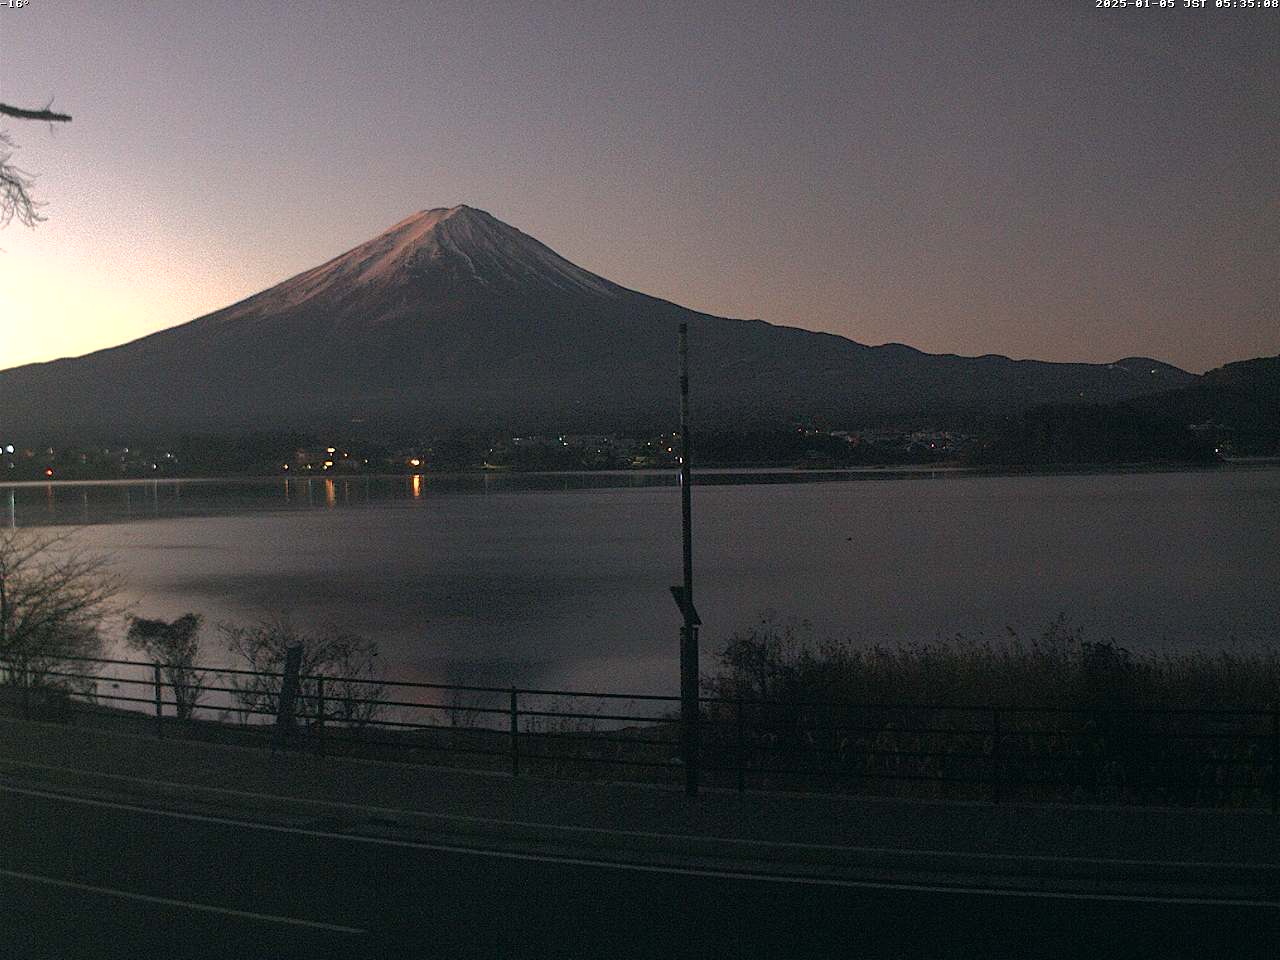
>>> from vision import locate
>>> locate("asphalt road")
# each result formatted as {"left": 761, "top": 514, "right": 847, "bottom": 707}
{"left": 1, "top": 784, "right": 1275, "bottom": 960}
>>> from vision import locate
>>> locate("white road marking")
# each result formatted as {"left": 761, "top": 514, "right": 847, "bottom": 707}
{"left": 0, "top": 866, "right": 365, "bottom": 934}
{"left": 0, "top": 755, "right": 1273, "bottom": 872}
{"left": 1, "top": 781, "right": 1276, "bottom": 909}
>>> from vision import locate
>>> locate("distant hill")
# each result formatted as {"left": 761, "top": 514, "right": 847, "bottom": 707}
{"left": 969, "top": 354, "right": 1280, "bottom": 465}
{"left": 1135, "top": 354, "right": 1280, "bottom": 456}
{"left": 0, "top": 205, "right": 1196, "bottom": 441}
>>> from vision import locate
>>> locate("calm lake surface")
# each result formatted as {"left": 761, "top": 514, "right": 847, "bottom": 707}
{"left": 6, "top": 466, "right": 1278, "bottom": 695}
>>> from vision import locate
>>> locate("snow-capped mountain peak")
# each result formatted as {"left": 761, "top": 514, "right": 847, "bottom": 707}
{"left": 252, "top": 204, "right": 625, "bottom": 313}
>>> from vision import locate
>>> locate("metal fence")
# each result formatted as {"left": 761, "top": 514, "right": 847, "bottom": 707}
{"left": 2, "top": 654, "right": 1277, "bottom": 811}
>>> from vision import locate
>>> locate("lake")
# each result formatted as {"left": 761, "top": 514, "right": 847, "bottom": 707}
{"left": 6, "top": 465, "right": 1278, "bottom": 695}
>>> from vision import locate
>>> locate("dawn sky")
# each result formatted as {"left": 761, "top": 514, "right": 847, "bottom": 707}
{"left": 1, "top": 0, "right": 1276, "bottom": 374}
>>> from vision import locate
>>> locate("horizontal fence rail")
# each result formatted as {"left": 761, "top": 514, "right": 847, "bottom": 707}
{"left": 1, "top": 655, "right": 1277, "bottom": 811}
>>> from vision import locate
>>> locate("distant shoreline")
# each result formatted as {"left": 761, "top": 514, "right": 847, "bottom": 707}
{"left": 3, "top": 457, "right": 1278, "bottom": 491}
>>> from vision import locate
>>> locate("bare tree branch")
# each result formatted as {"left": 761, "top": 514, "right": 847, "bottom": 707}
{"left": 0, "top": 103, "right": 72, "bottom": 123}
{"left": 0, "top": 529, "right": 122, "bottom": 691}
{"left": 0, "top": 132, "right": 42, "bottom": 227}
{"left": 219, "top": 617, "right": 386, "bottom": 729}
{"left": 0, "top": 101, "right": 73, "bottom": 230}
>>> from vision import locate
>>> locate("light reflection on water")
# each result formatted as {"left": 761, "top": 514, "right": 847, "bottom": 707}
{"left": 6, "top": 466, "right": 1279, "bottom": 695}
{"left": 2, "top": 468, "right": 979, "bottom": 528}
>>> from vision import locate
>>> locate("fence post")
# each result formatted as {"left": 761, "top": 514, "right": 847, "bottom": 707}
{"left": 510, "top": 687, "right": 520, "bottom": 778}
{"left": 736, "top": 699, "right": 746, "bottom": 793}
{"left": 273, "top": 645, "right": 304, "bottom": 752}
{"left": 1271, "top": 706, "right": 1278, "bottom": 816}
{"left": 991, "top": 707, "right": 1001, "bottom": 804}
{"left": 316, "top": 676, "right": 326, "bottom": 757}
{"left": 153, "top": 662, "right": 164, "bottom": 738}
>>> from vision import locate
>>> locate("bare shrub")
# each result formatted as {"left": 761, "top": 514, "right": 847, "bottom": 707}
{"left": 219, "top": 617, "right": 385, "bottom": 729}
{"left": 0, "top": 528, "right": 119, "bottom": 697}
{"left": 126, "top": 613, "right": 206, "bottom": 720}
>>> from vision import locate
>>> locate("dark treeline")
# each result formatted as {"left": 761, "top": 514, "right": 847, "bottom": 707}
{"left": 968, "top": 353, "right": 1280, "bottom": 466}
{"left": 968, "top": 403, "right": 1218, "bottom": 467}
{"left": 693, "top": 430, "right": 949, "bottom": 466}
{"left": 1132, "top": 354, "right": 1280, "bottom": 457}
{"left": 4, "top": 354, "right": 1275, "bottom": 478}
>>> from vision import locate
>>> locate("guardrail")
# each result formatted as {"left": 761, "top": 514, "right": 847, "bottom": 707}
{"left": 1, "top": 655, "right": 1277, "bottom": 811}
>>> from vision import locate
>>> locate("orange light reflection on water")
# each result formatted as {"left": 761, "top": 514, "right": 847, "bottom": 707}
{"left": 411, "top": 474, "right": 423, "bottom": 500}
{"left": 324, "top": 479, "right": 336, "bottom": 508}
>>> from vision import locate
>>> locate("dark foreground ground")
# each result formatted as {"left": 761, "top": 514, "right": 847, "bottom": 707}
{"left": 1, "top": 719, "right": 1276, "bottom": 959}
{"left": 3, "top": 786, "right": 1275, "bottom": 960}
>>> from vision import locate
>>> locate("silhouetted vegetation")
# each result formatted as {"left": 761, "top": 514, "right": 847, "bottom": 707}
{"left": 16, "top": 354, "right": 1276, "bottom": 477}
{"left": 704, "top": 612, "right": 1279, "bottom": 710}
{"left": 164, "top": 432, "right": 321, "bottom": 477}
{"left": 1, "top": 100, "right": 73, "bottom": 229}
{"left": 0, "top": 529, "right": 118, "bottom": 698}
{"left": 219, "top": 617, "right": 386, "bottom": 729}
{"left": 4, "top": 605, "right": 1275, "bottom": 808}
{"left": 699, "top": 613, "right": 1280, "bottom": 804}
{"left": 969, "top": 403, "right": 1217, "bottom": 466}
{"left": 126, "top": 613, "right": 206, "bottom": 720}
{"left": 1134, "top": 354, "right": 1280, "bottom": 457}
{"left": 969, "top": 354, "right": 1280, "bottom": 466}
{"left": 694, "top": 430, "right": 950, "bottom": 467}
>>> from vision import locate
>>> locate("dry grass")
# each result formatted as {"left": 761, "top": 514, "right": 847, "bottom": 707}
{"left": 703, "top": 611, "right": 1280, "bottom": 711}
{"left": 697, "top": 613, "right": 1280, "bottom": 805}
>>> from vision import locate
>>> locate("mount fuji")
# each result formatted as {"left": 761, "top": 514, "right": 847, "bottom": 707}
{"left": 0, "top": 205, "right": 1194, "bottom": 438}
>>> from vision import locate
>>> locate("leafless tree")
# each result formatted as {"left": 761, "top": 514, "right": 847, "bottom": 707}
{"left": 219, "top": 617, "right": 386, "bottom": 729}
{"left": 0, "top": 101, "right": 72, "bottom": 228}
{"left": 126, "top": 613, "right": 207, "bottom": 720}
{"left": 0, "top": 528, "right": 120, "bottom": 694}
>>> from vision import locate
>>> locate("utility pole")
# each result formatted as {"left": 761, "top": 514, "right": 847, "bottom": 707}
{"left": 671, "top": 322, "right": 701, "bottom": 797}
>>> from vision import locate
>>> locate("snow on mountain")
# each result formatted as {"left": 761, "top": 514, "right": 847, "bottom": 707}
{"left": 242, "top": 205, "right": 625, "bottom": 316}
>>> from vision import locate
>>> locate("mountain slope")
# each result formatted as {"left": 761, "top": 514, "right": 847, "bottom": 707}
{"left": 0, "top": 205, "right": 1195, "bottom": 439}
{"left": 1131, "top": 354, "right": 1280, "bottom": 455}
